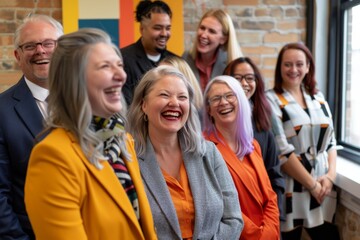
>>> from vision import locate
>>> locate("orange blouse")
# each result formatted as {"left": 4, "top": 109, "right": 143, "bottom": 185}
{"left": 205, "top": 132, "right": 280, "bottom": 240}
{"left": 162, "top": 162, "right": 195, "bottom": 239}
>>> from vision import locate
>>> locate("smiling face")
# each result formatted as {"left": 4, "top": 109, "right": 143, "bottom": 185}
{"left": 281, "top": 49, "right": 309, "bottom": 90}
{"left": 14, "top": 21, "right": 59, "bottom": 88}
{"left": 207, "top": 82, "right": 238, "bottom": 129}
{"left": 232, "top": 62, "right": 257, "bottom": 99}
{"left": 196, "top": 16, "right": 227, "bottom": 58}
{"left": 86, "top": 43, "right": 127, "bottom": 118}
{"left": 140, "top": 12, "right": 171, "bottom": 55}
{"left": 142, "top": 75, "right": 189, "bottom": 136}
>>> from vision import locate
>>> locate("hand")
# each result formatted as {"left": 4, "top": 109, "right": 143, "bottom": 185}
{"left": 317, "top": 174, "right": 334, "bottom": 200}
{"left": 309, "top": 181, "right": 324, "bottom": 204}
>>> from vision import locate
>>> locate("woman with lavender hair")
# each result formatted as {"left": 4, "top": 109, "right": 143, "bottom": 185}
{"left": 203, "top": 75, "right": 279, "bottom": 239}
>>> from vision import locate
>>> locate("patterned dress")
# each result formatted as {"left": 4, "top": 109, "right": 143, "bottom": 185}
{"left": 266, "top": 87, "right": 337, "bottom": 232}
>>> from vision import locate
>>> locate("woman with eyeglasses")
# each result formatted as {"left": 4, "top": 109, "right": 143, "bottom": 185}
{"left": 223, "top": 57, "right": 285, "bottom": 223}
{"left": 203, "top": 75, "right": 279, "bottom": 240}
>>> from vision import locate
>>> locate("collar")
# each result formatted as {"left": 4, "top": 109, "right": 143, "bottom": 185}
{"left": 24, "top": 77, "right": 49, "bottom": 102}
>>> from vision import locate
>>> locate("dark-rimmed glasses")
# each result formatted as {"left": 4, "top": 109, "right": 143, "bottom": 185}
{"left": 18, "top": 39, "right": 57, "bottom": 52}
{"left": 233, "top": 74, "right": 256, "bottom": 84}
{"left": 208, "top": 92, "right": 237, "bottom": 107}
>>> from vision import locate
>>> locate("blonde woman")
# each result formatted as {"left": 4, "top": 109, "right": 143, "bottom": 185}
{"left": 182, "top": 9, "right": 242, "bottom": 91}
{"left": 160, "top": 55, "right": 203, "bottom": 111}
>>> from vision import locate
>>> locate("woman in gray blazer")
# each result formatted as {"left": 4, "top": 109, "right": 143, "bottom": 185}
{"left": 127, "top": 65, "right": 243, "bottom": 240}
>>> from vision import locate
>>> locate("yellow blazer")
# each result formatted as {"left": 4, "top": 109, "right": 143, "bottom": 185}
{"left": 25, "top": 128, "right": 157, "bottom": 240}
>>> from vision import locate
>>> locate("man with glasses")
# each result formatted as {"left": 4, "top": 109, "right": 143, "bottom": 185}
{"left": 0, "top": 14, "right": 63, "bottom": 239}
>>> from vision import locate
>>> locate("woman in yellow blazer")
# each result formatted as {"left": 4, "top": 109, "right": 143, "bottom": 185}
{"left": 24, "top": 28, "right": 157, "bottom": 240}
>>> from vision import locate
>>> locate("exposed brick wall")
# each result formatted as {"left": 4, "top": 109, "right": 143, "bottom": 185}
{"left": 0, "top": 0, "right": 62, "bottom": 92}
{"left": 0, "top": 0, "right": 306, "bottom": 93}
{"left": 183, "top": 0, "right": 307, "bottom": 88}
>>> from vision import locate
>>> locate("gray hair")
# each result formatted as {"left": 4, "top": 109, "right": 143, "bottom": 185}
{"left": 127, "top": 65, "right": 205, "bottom": 156}
{"left": 46, "top": 28, "right": 126, "bottom": 169}
{"left": 14, "top": 14, "right": 63, "bottom": 48}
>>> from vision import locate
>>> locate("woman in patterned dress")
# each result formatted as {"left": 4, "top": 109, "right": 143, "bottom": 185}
{"left": 266, "top": 42, "right": 340, "bottom": 240}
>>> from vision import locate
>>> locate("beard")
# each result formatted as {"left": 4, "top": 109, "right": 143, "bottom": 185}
{"left": 155, "top": 46, "right": 166, "bottom": 54}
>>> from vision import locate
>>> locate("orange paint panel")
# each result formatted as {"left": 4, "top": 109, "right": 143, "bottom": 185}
{"left": 120, "top": 0, "right": 135, "bottom": 48}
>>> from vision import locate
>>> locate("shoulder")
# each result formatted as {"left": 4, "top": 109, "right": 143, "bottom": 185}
{"left": 120, "top": 40, "right": 143, "bottom": 56}
{"left": 30, "top": 129, "right": 82, "bottom": 169}
{"left": 182, "top": 51, "right": 193, "bottom": 61}
{"left": 312, "top": 90, "right": 326, "bottom": 102}
{"left": 0, "top": 78, "right": 23, "bottom": 102}
{"left": 265, "top": 89, "right": 277, "bottom": 99}
{"left": 164, "top": 49, "right": 177, "bottom": 57}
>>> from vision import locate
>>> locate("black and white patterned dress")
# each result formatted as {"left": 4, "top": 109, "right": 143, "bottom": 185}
{"left": 266, "top": 87, "right": 337, "bottom": 232}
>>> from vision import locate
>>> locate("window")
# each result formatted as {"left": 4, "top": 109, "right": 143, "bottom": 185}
{"left": 330, "top": 0, "right": 360, "bottom": 163}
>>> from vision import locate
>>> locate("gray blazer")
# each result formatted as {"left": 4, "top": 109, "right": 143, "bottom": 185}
{"left": 182, "top": 48, "right": 228, "bottom": 82}
{"left": 138, "top": 139, "right": 243, "bottom": 240}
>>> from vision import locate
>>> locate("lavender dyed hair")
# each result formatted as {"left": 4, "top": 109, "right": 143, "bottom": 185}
{"left": 203, "top": 75, "right": 254, "bottom": 158}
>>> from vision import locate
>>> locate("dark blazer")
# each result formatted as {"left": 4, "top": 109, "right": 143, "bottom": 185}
{"left": 138, "top": 138, "right": 243, "bottom": 240}
{"left": 0, "top": 77, "right": 44, "bottom": 240}
{"left": 253, "top": 128, "right": 285, "bottom": 221}
{"left": 121, "top": 38, "right": 177, "bottom": 105}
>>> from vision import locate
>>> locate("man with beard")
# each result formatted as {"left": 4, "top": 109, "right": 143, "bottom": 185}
{"left": 0, "top": 14, "right": 63, "bottom": 239}
{"left": 121, "top": 0, "right": 177, "bottom": 105}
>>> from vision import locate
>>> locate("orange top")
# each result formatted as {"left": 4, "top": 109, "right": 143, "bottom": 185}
{"left": 205, "top": 132, "right": 280, "bottom": 240}
{"left": 162, "top": 162, "right": 195, "bottom": 239}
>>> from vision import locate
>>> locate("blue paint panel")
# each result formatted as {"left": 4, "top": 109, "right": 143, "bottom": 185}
{"left": 79, "top": 19, "right": 119, "bottom": 47}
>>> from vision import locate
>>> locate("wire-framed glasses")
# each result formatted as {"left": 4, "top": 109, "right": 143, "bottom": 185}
{"left": 208, "top": 92, "right": 237, "bottom": 106}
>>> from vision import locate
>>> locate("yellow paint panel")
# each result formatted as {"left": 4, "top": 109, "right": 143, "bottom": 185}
{"left": 62, "top": 0, "right": 79, "bottom": 33}
{"left": 79, "top": 0, "right": 119, "bottom": 19}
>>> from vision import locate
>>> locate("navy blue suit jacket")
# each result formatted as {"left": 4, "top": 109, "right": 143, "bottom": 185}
{"left": 0, "top": 77, "right": 44, "bottom": 240}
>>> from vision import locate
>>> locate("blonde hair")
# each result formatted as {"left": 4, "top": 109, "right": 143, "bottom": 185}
{"left": 190, "top": 9, "right": 242, "bottom": 63}
{"left": 160, "top": 56, "right": 203, "bottom": 110}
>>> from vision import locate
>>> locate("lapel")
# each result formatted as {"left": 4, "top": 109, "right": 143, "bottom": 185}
{"left": 138, "top": 138, "right": 182, "bottom": 238}
{"left": 13, "top": 78, "right": 44, "bottom": 138}
{"left": 182, "top": 149, "right": 206, "bottom": 239}
{"left": 210, "top": 49, "right": 227, "bottom": 79}
{"left": 206, "top": 132, "right": 259, "bottom": 204}
{"left": 67, "top": 131, "right": 143, "bottom": 237}
{"left": 134, "top": 39, "right": 156, "bottom": 73}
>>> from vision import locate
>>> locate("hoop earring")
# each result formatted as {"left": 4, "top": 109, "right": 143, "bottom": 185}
{"left": 144, "top": 114, "right": 148, "bottom": 122}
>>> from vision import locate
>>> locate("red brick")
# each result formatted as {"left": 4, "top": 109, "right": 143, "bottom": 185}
{"left": 263, "top": 56, "right": 277, "bottom": 66}
{"left": 0, "top": 9, "right": 15, "bottom": 21}
{"left": 264, "top": 32, "right": 300, "bottom": 43}
{"left": 241, "top": 20, "right": 275, "bottom": 31}
{"left": 0, "top": 35, "right": 14, "bottom": 46}
{"left": 264, "top": 0, "right": 296, "bottom": 5}
{"left": 15, "top": 0, "right": 35, "bottom": 8}
{"left": 0, "top": 0, "right": 17, "bottom": 7}
{"left": 224, "top": 0, "right": 260, "bottom": 6}
{"left": 0, "top": 22, "right": 16, "bottom": 34}
{"left": 238, "top": 32, "right": 262, "bottom": 44}
{"left": 51, "top": 10, "right": 62, "bottom": 23}
{"left": 285, "top": 8, "right": 299, "bottom": 17}
{"left": 52, "top": 0, "right": 62, "bottom": 8}
{"left": 38, "top": 0, "right": 52, "bottom": 8}
{"left": 243, "top": 46, "right": 277, "bottom": 55}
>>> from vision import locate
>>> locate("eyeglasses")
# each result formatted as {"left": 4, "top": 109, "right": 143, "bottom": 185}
{"left": 208, "top": 92, "right": 237, "bottom": 106}
{"left": 18, "top": 39, "right": 57, "bottom": 52}
{"left": 233, "top": 74, "right": 256, "bottom": 83}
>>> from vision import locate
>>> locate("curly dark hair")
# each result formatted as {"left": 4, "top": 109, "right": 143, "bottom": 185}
{"left": 135, "top": 0, "right": 172, "bottom": 22}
